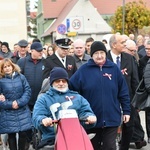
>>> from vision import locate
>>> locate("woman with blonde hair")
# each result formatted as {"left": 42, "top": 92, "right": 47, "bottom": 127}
{"left": 0, "top": 58, "right": 32, "bottom": 150}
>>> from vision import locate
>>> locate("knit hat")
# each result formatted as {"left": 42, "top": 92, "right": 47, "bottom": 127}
{"left": 2, "top": 42, "right": 10, "bottom": 50}
{"left": 50, "top": 67, "right": 68, "bottom": 85}
{"left": 90, "top": 41, "right": 107, "bottom": 57}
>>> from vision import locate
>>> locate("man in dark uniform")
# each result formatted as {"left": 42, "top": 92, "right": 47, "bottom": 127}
{"left": 43, "top": 38, "right": 77, "bottom": 79}
{"left": 107, "top": 34, "right": 146, "bottom": 150}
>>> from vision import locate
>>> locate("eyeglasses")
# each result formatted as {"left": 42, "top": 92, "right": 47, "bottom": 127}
{"left": 54, "top": 79, "right": 67, "bottom": 84}
{"left": 126, "top": 47, "right": 136, "bottom": 53}
{"left": 145, "top": 48, "right": 150, "bottom": 51}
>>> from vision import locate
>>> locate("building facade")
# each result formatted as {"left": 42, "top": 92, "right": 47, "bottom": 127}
{"left": 0, "top": 0, "right": 28, "bottom": 50}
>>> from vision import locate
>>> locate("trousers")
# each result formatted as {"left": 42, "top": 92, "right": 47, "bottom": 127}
{"left": 145, "top": 109, "right": 150, "bottom": 138}
{"left": 119, "top": 106, "right": 144, "bottom": 150}
{"left": 87, "top": 127, "right": 118, "bottom": 150}
{"left": 8, "top": 131, "right": 27, "bottom": 150}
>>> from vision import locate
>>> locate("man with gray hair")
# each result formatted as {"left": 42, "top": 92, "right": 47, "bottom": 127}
{"left": 137, "top": 35, "right": 146, "bottom": 58}
{"left": 124, "top": 39, "right": 139, "bottom": 62}
{"left": 129, "top": 34, "right": 135, "bottom": 41}
{"left": 107, "top": 34, "right": 146, "bottom": 149}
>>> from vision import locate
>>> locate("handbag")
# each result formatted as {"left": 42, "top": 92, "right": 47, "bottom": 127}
{"left": 132, "top": 78, "right": 150, "bottom": 111}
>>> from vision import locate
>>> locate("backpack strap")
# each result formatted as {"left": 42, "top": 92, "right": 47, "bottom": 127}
{"left": 22, "top": 57, "right": 27, "bottom": 74}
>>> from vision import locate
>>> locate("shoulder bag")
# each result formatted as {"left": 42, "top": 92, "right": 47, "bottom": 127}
{"left": 131, "top": 78, "right": 150, "bottom": 111}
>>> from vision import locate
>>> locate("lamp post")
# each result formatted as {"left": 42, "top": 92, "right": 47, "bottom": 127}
{"left": 122, "top": 0, "right": 125, "bottom": 34}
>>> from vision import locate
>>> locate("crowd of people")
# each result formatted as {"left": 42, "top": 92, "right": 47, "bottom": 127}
{"left": 0, "top": 33, "right": 150, "bottom": 150}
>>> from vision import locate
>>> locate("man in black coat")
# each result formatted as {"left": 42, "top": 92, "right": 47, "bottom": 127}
{"left": 43, "top": 38, "right": 77, "bottom": 80}
{"left": 107, "top": 34, "right": 146, "bottom": 149}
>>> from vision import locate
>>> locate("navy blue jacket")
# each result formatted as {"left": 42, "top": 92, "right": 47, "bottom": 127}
{"left": 69, "top": 59, "right": 130, "bottom": 128}
{"left": 0, "top": 73, "right": 32, "bottom": 134}
{"left": 17, "top": 55, "right": 44, "bottom": 106}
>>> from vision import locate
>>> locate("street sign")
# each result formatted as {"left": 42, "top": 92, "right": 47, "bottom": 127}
{"left": 72, "top": 19, "right": 81, "bottom": 30}
{"left": 66, "top": 19, "right": 70, "bottom": 32}
{"left": 57, "top": 24, "right": 66, "bottom": 34}
{"left": 67, "top": 17, "right": 84, "bottom": 32}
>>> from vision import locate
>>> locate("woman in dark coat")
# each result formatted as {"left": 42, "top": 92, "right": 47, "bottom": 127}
{"left": 0, "top": 58, "right": 32, "bottom": 150}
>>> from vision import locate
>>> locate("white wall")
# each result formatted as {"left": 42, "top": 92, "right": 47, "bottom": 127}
{"left": 61, "top": 0, "right": 111, "bottom": 35}
{"left": 0, "top": 0, "right": 27, "bottom": 50}
{"left": 54, "top": 0, "right": 111, "bottom": 42}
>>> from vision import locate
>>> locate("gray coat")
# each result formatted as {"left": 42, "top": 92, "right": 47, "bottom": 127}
{"left": 144, "top": 59, "right": 150, "bottom": 93}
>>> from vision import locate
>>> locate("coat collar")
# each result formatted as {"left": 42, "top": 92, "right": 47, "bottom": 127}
{"left": 107, "top": 51, "right": 129, "bottom": 69}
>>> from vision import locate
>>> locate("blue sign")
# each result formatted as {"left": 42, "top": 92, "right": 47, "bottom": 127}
{"left": 57, "top": 24, "right": 66, "bottom": 34}
{"left": 66, "top": 19, "right": 70, "bottom": 32}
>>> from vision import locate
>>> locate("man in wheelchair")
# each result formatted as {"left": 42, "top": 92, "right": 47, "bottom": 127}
{"left": 32, "top": 67, "right": 97, "bottom": 149}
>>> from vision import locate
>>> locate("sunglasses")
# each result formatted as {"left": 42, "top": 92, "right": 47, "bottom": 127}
{"left": 54, "top": 79, "right": 67, "bottom": 83}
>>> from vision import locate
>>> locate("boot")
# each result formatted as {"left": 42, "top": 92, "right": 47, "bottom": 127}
{"left": 8, "top": 137, "right": 17, "bottom": 150}
{"left": 0, "top": 135, "right": 2, "bottom": 145}
{"left": 18, "top": 131, "right": 30, "bottom": 150}
{"left": 18, "top": 136, "right": 27, "bottom": 150}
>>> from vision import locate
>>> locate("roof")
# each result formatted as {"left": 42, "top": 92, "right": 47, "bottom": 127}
{"left": 41, "top": 0, "right": 78, "bottom": 37}
{"left": 41, "top": 0, "right": 150, "bottom": 37}
{"left": 90, "top": 0, "right": 150, "bottom": 15}
{"left": 30, "top": 12, "right": 37, "bottom": 19}
{"left": 41, "top": 0, "right": 150, "bottom": 19}
{"left": 42, "top": 0, "right": 71, "bottom": 19}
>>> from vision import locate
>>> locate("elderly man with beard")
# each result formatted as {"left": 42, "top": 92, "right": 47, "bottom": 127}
{"left": 32, "top": 67, "right": 97, "bottom": 149}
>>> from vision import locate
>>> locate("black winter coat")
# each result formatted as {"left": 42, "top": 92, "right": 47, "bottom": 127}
{"left": 17, "top": 55, "right": 44, "bottom": 107}
{"left": 43, "top": 54, "right": 77, "bottom": 80}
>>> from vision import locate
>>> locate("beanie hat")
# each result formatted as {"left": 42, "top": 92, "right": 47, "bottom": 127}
{"left": 2, "top": 42, "right": 10, "bottom": 50}
{"left": 90, "top": 41, "right": 107, "bottom": 57}
{"left": 50, "top": 67, "right": 68, "bottom": 85}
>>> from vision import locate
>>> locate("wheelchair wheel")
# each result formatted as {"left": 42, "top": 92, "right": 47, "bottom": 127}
{"left": 32, "top": 128, "right": 41, "bottom": 150}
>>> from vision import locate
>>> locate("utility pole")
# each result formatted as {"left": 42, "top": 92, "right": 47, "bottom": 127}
{"left": 122, "top": 0, "right": 125, "bottom": 34}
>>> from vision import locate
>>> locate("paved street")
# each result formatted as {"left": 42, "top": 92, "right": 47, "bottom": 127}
{"left": 0, "top": 111, "right": 149, "bottom": 150}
